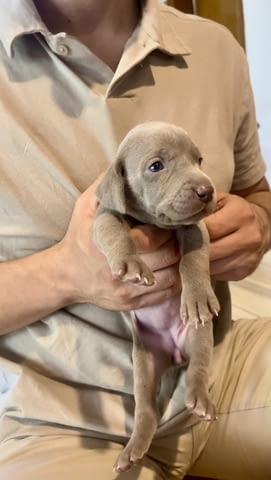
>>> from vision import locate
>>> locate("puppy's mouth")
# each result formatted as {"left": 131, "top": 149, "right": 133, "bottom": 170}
{"left": 156, "top": 210, "right": 203, "bottom": 227}
{"left": 156, "top": 202, "right": 214, "bottom": 228}
{"left": 154, "top": 185, "right": 216, "bottom": 227}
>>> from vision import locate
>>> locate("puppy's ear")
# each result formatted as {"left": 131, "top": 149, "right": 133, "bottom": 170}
{"left": 96, "top": 158, "right": 126, "bottom": 214}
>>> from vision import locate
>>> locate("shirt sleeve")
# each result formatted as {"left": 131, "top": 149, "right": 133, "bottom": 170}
{"left": 232, "top": 51, "right": 266, "bottom": 191}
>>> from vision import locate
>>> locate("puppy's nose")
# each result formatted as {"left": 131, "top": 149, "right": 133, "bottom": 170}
{"left": 194, "top": 185, "right": 214, "bottom": 204}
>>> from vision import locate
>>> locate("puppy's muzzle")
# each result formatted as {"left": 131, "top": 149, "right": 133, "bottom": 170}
{"left": 194, "top": 185, "right": 214, "bottom": 204}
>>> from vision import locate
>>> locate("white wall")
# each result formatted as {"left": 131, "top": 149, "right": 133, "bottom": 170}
{"left": 243, "top": 0, "right": 271, "bottom": 182}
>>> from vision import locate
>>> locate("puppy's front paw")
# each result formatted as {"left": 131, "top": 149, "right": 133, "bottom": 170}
{"left": 180, "top": 286, "right": 220, "bottom": 327}
{"left": 110, "top": 255, "right": 155, "bottom": 286}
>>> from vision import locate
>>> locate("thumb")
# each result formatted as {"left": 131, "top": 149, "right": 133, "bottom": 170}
{"left": 80, "top": 173, "right": 105, "bottom": 216}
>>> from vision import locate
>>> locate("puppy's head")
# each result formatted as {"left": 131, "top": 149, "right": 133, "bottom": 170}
{"left": 97, "top": 122, "right": 216, "bottom": 227}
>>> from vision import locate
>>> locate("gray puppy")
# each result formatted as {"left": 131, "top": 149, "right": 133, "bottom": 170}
{"left": 93, "top": 121, "right": 220, "bottom": 473}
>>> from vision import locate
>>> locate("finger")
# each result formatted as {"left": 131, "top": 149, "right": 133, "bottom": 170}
{"left": 211, "top": 261, "right": 255, "bottom": 282}
{"left": 210, "top": 248, "right": 261, "bottom": 280}
{"left": 131, "top": 268, "right": 181, "bottom": 309}
{"left": 134, "top": 285, "right": 180, "bottom": 309}
{"left": 124, "top": 263, "right": 180, "bottom": 298}
{"left": 111, "top": 263, "right": 180, "bottom": 310}
{"left": 215, "top": 189, "right": 229, "bottom": 203}
{"left": 130, "top": 225, "right": 174, "bottom": 253}
{"left": 140, "top": 238, "right": 180, "bottom": 272}
{"left": 205, "top": 204, "right": 239, "bottom": 241}
{"left": 209, "top": 231, "right": 246, "bottom": 261}
{"left": 210, "top": 251, "right": 241, "bottom": 276}
{"left": 150, "top": 262, "right": 180, "bottom": 288}
{"left": 209, "top": 216, "right": 262, "bottom": 261}
{"left": 80, "top": 173, "right": 105, "bottom": 215}
{"left": 205, "top": 191, "right": 254, "bottom": 241}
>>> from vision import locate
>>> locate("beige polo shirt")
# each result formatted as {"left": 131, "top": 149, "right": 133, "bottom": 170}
{"left": 0, "top": 0, "right": 266, "bottom": 444}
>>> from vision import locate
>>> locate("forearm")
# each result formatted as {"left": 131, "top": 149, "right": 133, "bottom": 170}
{"left": 245, "top": 190, "right": 271, "bottom": 253}
{"left": 0, "top": 244, "right": 72, "bottom": 335}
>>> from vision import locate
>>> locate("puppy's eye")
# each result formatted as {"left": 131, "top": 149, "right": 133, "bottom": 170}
{"left": 148, "top": 160, "right": 164, "bottom": 173}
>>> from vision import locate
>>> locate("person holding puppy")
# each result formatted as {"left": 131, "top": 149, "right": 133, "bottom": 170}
{"left": 0, "top": 1, "right": 270, "bottom": 479}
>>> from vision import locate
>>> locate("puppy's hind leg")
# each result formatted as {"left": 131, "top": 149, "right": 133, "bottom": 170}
{"left": 114, "top": 316, "right": 170, "bottom": 473}
{"left": 184, "top": 321, "right": 217, "bottom": 421}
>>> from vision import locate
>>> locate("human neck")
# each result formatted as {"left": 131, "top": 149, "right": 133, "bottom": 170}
{"left": 34, "top": 0, "right": 141, "bottom": 70}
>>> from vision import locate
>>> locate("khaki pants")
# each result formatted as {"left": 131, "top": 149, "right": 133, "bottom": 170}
{"left": 1, "top": 318, "right": 271, "bottom": 480}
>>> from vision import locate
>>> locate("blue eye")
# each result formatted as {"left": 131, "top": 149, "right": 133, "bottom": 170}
{"left": 148, "top": 160, "right": 164, "bottom": 172}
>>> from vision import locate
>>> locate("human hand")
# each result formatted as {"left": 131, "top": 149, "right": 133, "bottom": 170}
{"left": 205, "top": 190, "right": 266, "bottom": 281}
{"left": 58, "top": 177, "right": 181, "bottom": 311}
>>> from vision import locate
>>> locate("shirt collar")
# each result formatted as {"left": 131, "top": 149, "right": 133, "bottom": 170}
{"left": 0, "top": 0, "right": 191, "bottom": 58}
{"left": 0, "top": 0, "right": 49, "bottom": 56}
{"left": 140, "top": 0, "right": 191, "bottom": 57}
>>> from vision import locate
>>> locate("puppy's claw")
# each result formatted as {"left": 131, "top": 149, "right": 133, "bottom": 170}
{"left": 113, "top": 462, "right": 133, "bottom": 474}
{"left": 114, "top": 451, "right": 142, "bottom": 474}
{"left": 114, "top": 269, "right": 124, "bottom": 280}
{"left": 112, "top": 254, "right": 156, "bottom": 286}
{"left": 185, "top": 388, "right": 217, "bottom": 422}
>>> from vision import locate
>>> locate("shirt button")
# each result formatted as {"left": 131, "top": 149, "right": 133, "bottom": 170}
{"left": 57, "top": 44, "right": 70, "bottom": 56}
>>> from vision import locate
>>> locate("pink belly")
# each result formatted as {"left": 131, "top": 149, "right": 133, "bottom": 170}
{"left": 133, "top": 293, "right": 189, "bottom": 365}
